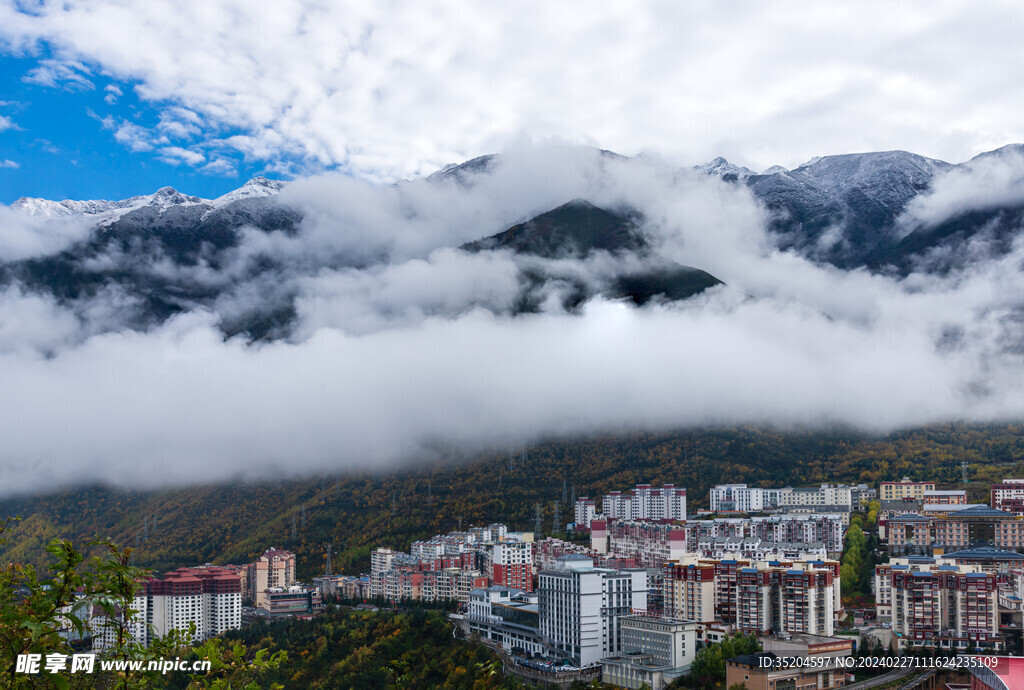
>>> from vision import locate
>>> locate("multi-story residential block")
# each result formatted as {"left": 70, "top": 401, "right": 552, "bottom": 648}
{"left": 991, "top": 478, "right": 1024, "bottom": 515}
{"left": 924, "top": 490, "right": 966, "bottom": 505}
{"left": 777, "top": 485, "right": 853, "bottom": 510}
{"left": 574, "top": 497, "right": 597, "bottom": 529}
{"left": 686, "top": 514, "right": 844, "bottom": 556}
{"left": 734, "top": 565, "right": 837, "bottom": 636}
{"left": 662, "top": 562, "right": 716, "bottom": 623}
{"left": 880, "top": 478, "right": 935, "bottom": 501}
{"left": 95, "top": 566, "right": 244, "bottom": 651}
{"left": 371, "top": 567, "right": 488, "bottom": 603}
{"left": 600, "top": 615, "right": 698, "bottom": 690}
{"left": 601, "top": 484, "right": 687, "bottom": 521}
{"left": 493, "top": 541, "right": 533, "bottom": 592}
{"left": 534, "top": 537, "right": 597, "bottom": 571}
{"left": 884, "top": 505, "right": 1024, "bottom": 555}
{"left": 708, "top": 484, "right": 780, "bottom": 512}
{"left": 709, "top": 484, "right": 855, "bottom": 514}
{"left": 888, "top": 563, "right": 1001, "bottom": 651}
{"left": 538, "top": 555, "right": 648, "bottom": 666}
{"left": 597, "top": 519, "right": 687, "bottom": 567}
{"left": 696, "top": 536, "right": 827, "bottom": 561}
{"left": 248, "top": 548, "right": 296, "bottom": 607}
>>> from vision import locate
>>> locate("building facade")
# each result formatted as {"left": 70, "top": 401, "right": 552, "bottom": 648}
{"left": 538, "top": 555, "right": 649, "bottom": 666}
{"left": 880, "top": 478, "right": 935, "bottom": 502}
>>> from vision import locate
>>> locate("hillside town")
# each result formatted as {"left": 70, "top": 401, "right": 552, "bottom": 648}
{"left": 59, "top": 477, "right": 1024, "bottom": 690}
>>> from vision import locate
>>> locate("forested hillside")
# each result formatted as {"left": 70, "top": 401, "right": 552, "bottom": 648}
{"left": 2, "top": 424, "right": 1023, "bottom": 578}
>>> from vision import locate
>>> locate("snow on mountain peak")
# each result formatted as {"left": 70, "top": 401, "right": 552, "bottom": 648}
{"left": 212, "top": 176, "right": 286, "bottom": 205}
{"left": 694, "top": 157, "right": 755, "bottom": 181}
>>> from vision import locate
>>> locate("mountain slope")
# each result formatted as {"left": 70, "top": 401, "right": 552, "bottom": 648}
{"left": 0, "top": 424, "right": 1019, "bottom": 578}
{"left": 743, "top": 151, "right": 951, "bottom": 268}
{"left": 462, "top": 199, "right": 722, "bottom": 307}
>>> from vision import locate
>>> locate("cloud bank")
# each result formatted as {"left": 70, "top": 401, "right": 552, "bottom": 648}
{"left": 2, "top": 147, "right": 1024, "bottom": 495}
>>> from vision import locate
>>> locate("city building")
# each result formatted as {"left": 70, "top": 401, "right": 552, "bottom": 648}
{"left": 574, "top": 497, "right": 597, "bottom": 529}
{"left": 708, "top": 484, "right": 855, "bottom": 514}
{"left": 596, "top": 519, "right": 687, "bottom": 567}
{"left": 493, "top": 541, "right": 534, "bottom": 592}
{"left": 880, "top": 478, "right": 935, "bottom": 501}
{"left": 883, "top": 505, "right": 1024, "bottom": 555}
{"left": 248, "top": 548, "right": 297, "bottom": 607}
{"left": 662, "top": 556, "right": 841, "bottom": 634}
{"left": 924, "top": 490, "right": 967, "bottom": 505}
{"left": 600, "top": 615, "right": 698, "bottom": 689}
{"left": 538, "top": 555, "right": 648, "bottom": 666}
{"left": 93, "top": 566, "right": 243, "bottom": 651}
{"left": 261, "top": 585, "right": 322, "bottom": 617}
{"left": 662, "top": 562, "right": 716, "bottom": 623}
{"left": 686, "top": 514, "right": 844, "bottom": 556}
{"left": 602, "top": 484, "right": 687, "bottom": 522}
{"left": 991, "top": 478, "right": 1024, "bottom": 515}
{"left": 461, "top": 586, "right": 546, "bottom": 656}
{"left": 874, "top": 557, "right": 1002, "bottom": 651}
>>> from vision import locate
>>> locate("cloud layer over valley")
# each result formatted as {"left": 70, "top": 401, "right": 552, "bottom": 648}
{"left": 3, "top": 145, "right": 1024, "bottom": 495}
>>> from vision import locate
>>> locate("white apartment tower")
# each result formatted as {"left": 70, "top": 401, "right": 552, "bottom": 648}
{"left": 538, "top": 555, "right": 648, "bottom": 666}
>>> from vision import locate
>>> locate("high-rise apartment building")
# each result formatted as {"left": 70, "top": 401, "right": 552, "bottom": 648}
{"left": 601, "top": 484, "right": 687, "bottom": 522}
{"left": 493, "top": 541, "right": 534, "bottom": 592}
{"left": 538, "top": 555, "right": 648, "bottom": 666}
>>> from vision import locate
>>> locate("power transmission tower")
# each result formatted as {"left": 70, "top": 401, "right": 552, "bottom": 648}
{"left": 561, "top": 479, "right": 568, "bottom": 504}
{"left": 534, "top": 504, "right": 542, "bottom": 536}
{"left": 291, "top": 515, "right": 297, "bottom": 539}
{"left": 427, "top": 480, "right": 432, "bottom": 503}
{"left": 961, "top": 461, "right": 969, "bottom": 483}
{"left": 143, "top": 516, "right": 148, "bottom": 542}
{"left": 571, "top": 483, "right": 576, "bottom": 505}
{"left": 301, "top": 504, "right": 307, "bottom": 528}
{"left": 552, "top": 502, "right": 561, "bottom": 534}
{"left": 324, "top": 543, "right": 334, "bottom": 577}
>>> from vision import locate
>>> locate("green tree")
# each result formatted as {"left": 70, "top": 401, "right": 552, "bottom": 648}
{"left": 1, "top": 518, "right": 284, "bottom": 689}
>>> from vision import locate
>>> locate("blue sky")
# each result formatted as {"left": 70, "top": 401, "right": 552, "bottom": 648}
{"left": 1, "top": 2, "right": 1022, "bottom": 206}
{"left": 0, "top": 55, "right": 282, "bottom": 204}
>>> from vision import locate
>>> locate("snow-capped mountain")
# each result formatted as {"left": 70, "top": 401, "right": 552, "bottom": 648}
{"left": 4, "top": 145, "right": 1024, "bottom": 343}
{"left": 10, "top": 177, "right": 285, "bottom": 219}
{"left": 694, "top": 157, "right": 755, "bottom": 181}
{"left": 212, "top": 176, "right": 286, "bottom": 205}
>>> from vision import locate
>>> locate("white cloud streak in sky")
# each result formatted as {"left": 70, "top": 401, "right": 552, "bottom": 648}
{"left": 2, "top": 1, "right": 1024, "bottom": 178}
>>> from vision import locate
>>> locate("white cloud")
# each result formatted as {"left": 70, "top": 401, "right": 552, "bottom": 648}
{"left": 103, "top": 83, "right": 121, "bottom": 104}
{"left": 900, "top": 145, "right": 1024, "bottom": 229}
{"left": 0, "top": 115, "right": 14, "bottom": 131}
{"left": 1, "top": 147, "right": 1024, "bottom": 494}
{"left": 158, "top": 145, "right": 205, "bottom": 166}
{"left": 0, "top": 159, "right": 18, "bottom": 169}
{"left": 0, "top": 204, "right": 93, "bottom": 260}
{"left": 21, "top": 57, "right": 94, "bottom": 91}
{"left": 2, "top": 2, "right": 1023, "bottom": 179}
